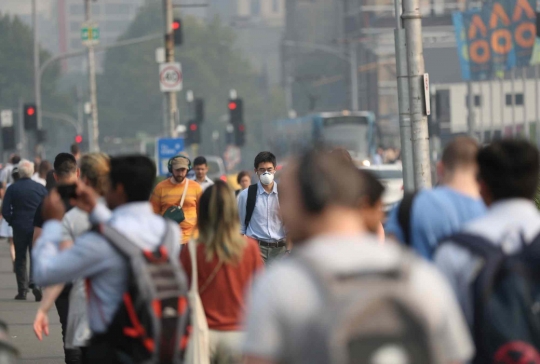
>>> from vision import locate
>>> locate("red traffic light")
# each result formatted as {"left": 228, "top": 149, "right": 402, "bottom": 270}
{"left": 228, "top": 102, "right": 237, "bottom": 110}
{"left": 26, "top": 107, "right": 35, "bottom": 116}
{"left": 75, "top": 135, "right": 83, "bottom": 144}
{"left": 239, "top": 124, "right": 245, "bottom": 132}
{"left": 172, "top": 21, "right": 180, "bottom": 30}
{"left": 189, "top": 123, "right": 198, "bottom": 131}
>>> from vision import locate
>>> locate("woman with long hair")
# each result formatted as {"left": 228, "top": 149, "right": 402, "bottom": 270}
{"left": 180, "top": 180, "right": 263, "bottom": 364}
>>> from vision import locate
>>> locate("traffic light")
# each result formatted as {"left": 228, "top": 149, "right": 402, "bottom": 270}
{"left": 75, "top": 135, "right": 83, "bottom": 144}
{"left": 228, "top": 98, "right": 243, "bottom": 124}
{"left": 186, "top": 121, "right": 200, "bottom": 145}
{"left": 1, "top": 126, "right": 15, "bottom": 150}
{"left": 173, "top": 18, "right": 183, "bottom": 45}
{"left": 234, "top": 123, "right": 246, "bottom": 147}
{"left": 194, "top": 98, "right": 204, "bottom": 124}
{"left": 23, "top": 103, "right": 37, "bottom": 130}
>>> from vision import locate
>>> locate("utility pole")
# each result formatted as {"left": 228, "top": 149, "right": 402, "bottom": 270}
{"left": 85, "top": 0, "right": 99, "bottom": 152}
{"left": 394, "top": 0, "right": 414, "bottom": 191}
{"left": 163, "top": 0, "right": 178, "bottom": 137}
{"left": 522, "top": 67, "right": 529, "bottom": 139}
{"left": 402, "top": 0, "right": 432, "bottom": 188}
{"left": 349, "top": 41, "right": 359, "bottom": 112}
{"left": 33, "top": 0, "right": 42, "bottom": 157}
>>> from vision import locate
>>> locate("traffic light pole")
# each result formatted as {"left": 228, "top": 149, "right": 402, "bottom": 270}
{"left": 85, "top": 0, "right": 100, "bottom": 152}
{"left": 32, "top": 0, "right": 43, "bottom": 157}
{"left": 163, "top": 0, "right": 178, "bottom": 138}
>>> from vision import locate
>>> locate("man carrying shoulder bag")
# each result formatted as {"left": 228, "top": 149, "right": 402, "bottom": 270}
{"left": 151, "top": 155, "right": 203, "bottom": 244}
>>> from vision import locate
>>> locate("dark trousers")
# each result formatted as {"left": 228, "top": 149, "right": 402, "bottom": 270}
{"left": 82, "top": 334, "right": 122, "bottom": 364}
{"left": 12, "top": 228, "right": 35, "bottom": 293}
{"left": 55, "top": 285, "right": 82, "bottom": 364}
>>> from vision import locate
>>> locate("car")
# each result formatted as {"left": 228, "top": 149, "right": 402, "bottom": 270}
{"left": 360, "top": 164, "right": 404, "bottom": 212}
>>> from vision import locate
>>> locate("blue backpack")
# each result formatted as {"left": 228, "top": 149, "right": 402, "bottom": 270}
{"left": 447, "top": 232, "right": 540, "bottom": 363}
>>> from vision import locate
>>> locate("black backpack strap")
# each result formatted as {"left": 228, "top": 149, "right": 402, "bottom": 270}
{"left": 397, "top": 191, "right": 417, "bottom": 246}
{"left": 245, "top": 184, "right": 258, "bottom": 228}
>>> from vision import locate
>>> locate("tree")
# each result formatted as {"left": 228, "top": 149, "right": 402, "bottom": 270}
{"left": 0, "top": 12, "right": 75, "bottom": 157}
{"left": 97, "top": 2, "right": 286, "bottom": 158}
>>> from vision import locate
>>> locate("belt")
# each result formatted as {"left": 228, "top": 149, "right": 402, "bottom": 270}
{"left": 257, "top": 239, "right": 286, "bottom": 248}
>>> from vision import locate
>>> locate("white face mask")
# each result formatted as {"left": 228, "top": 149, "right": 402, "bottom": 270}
{"left": 259, "top": 171, "right": 274, "bottom": 186}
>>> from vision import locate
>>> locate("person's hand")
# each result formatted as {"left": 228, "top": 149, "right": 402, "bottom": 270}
{"left": 42, "top": 190, "right": 66, "bottom": 222}
{"left": 71, "top": 180, "right": 97, "bottom": 213}
{"left": 33, "top": 309, "right": 49, "bottom": 341}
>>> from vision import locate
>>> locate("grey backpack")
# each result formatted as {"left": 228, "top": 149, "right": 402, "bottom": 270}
{"left": 295, "top": 249, "right": 445, "bottom": 364}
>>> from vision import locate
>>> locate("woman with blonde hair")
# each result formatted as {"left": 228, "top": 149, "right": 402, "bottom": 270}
{"left": 180, "top": 180, "right": 264, "bottom": 364}
{"left": 33, "top": 153, "right": 110, "bottom": 361}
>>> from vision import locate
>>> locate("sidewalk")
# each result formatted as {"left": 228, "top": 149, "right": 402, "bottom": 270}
{"left": 0, "top": 239, "right": 63, "bottom": 363}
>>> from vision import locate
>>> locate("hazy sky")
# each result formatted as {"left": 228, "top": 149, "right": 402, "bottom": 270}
{"left": 0, "top": 0, "right": 53, "bottom": 17}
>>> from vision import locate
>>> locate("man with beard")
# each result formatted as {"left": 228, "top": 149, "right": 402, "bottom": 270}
{"left": 151, "top": 155, "right": 202, "bottom": 244}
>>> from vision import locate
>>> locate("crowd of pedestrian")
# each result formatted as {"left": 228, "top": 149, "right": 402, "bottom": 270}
{"left": 0, "top": 136, "right": 538, "bottom": 364}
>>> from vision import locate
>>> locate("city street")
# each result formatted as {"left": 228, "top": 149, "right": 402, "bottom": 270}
{"left": 0, "top": 240, "right": 64, "bottom": 363}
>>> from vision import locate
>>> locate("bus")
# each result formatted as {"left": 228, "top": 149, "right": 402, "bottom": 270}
{"left": 267, "top": 111, "right": 378, "bottom": 164}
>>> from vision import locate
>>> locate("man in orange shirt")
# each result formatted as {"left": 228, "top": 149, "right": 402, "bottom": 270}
{"left": 150, "top": 155, "right": 202, "bottom": 244}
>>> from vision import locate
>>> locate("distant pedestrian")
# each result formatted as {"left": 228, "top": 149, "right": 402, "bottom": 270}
{"left": 0, "top": 167, "right": 21, "bottom": 269}
{"left": 235, "top": 171, "right": 251, "bottom": 196}
{"left": 2, "top": 159, "right": 47, "bottom": 300}
{"left": 151, "top": 155, "right": 203, "bottom": 244}
{"left": 358, "top": 170, "right": 386, "bottom": 242}
{"left": 32, "top": 160, "right": 52, "bottom": 186}
{"left": 180, "top": 180, "right": 264, "bottom": 363}
{"left": 372, "top": 146, "right": 384, "bottom": 165}
{"left": 237, "top": 152, "right": 289, "bottom": 264}
{"left": 0, "top": 154, "right": 21, "bottom": 187}
{"left": 243, "top": 149, "right": 473, "bottom": 364}
{"left": 385, "top": 136, "right": 486, "bottom": 259}
{"left": 71, "top": 144, "right": 81, "bottom": 162}
{"left": 435, "top": 141, "right": 540, "bottom": 361}
{"left": 191, "top": 156, "right": 214, "bottom": 191}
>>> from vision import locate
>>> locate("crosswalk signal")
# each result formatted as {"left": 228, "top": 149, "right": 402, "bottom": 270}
{"left": 195, "top": 98, "right": 204, "bottom": 124}
{"left": 234, "top": 123, "right": 246, "bottom": 147}
{"left": 186, "top": 121, "right": 200, "bottom": 145}
{"left": 23, "top": 103, "right": 38, "bottom": 130}
{"left": 228, "top": 98, "right": 243, "bottom": 125}
{"left": 173, "top": 18, "right": 183, "bottom": 45}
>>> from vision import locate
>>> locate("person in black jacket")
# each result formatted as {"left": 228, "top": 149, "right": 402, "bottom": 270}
{"left": 2, "top": 159, "right": 47, "bottom": 300}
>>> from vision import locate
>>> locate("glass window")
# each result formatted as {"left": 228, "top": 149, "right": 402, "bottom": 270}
{"left": 69, "top": 4, "right": 84, "bottom": 15}
{"left": 104, "top": 4, "right": 131, "bottom": 15}
{"left": 515, "top": 93, "right": 524, "bottom": 106}
{"left": 251, "top": 0, "right": 260, "bottom": 16}
{"left": 70, "top": 21, "right": 81, "bottom": 32}
{"left": 505, "top": 94, "right": 513, "bottom": 106}
{"left": 465, "top": 95, "right": 481, "bottom": 107}
{"left": 273, "top": 0, "right": 280, "bottom": 12}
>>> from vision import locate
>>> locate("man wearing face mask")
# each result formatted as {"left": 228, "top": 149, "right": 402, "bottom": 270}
{"left": 238, "top": 151, "right": 288, "bottom": 264}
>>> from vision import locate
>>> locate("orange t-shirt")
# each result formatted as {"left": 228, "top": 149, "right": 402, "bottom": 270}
{"left": 180, "top": 237, "right": 264, "bottom": 331}
{"left": 150, "top": 178, "right": 202, "bottom": 244}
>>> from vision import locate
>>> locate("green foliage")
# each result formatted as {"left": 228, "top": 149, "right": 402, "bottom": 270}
{"left": 98, "top": 2, "right": 286, "bottom": 157}
{"left": 0, "top": 12, "right": 76, "bottom": 157}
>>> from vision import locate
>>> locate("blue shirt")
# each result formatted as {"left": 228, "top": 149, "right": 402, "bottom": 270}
{"left": 237, "top": 182, "right": 286, "bottom": 241}
{"left": 2, "top": 178, "right": 47, "bottom": 231}
{"left": 33, "top": 202, "right": 180, "bottom": 333}
{"left": 385, "top": 187, "right": 486, "bottom": 260}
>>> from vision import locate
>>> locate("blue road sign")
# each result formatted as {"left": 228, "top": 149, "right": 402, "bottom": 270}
{"left": 156, "top": 138, "right": 185, "bottom": 176}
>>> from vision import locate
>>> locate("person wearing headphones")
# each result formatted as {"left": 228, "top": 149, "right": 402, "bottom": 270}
{"left": 151, "top": 155, "right": 203, "bottom": 244}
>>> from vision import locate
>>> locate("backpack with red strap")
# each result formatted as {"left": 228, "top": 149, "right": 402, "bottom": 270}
{"left": 94, "top": 220, "right": 190, "bottom": 364}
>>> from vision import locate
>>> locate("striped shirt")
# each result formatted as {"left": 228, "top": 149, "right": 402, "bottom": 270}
{"left": 150, "top": 178, "right": 202, "bottom": 244}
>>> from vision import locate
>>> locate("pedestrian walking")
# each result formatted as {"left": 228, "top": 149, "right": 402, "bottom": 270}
{"left": 0, "top": 154, "right": 20, "bottom": 187}
{"left": 243, "top": 149, "right": 474, "bottom": 364}
{"left": 235, "top": 171, "right": 251, "bottom": 196}
{"left": 237, "top": 152, "right": 288, "bottom": 264}
{"left": 33, "top": 153, "right": 109, "bottom": 364}
{"left": 32, "top": 160, "right": 52, "bottom": 186}
{"left": 385, "top": 136, "right": 486, "bottom": 259}
{"left": 71, "top": 144, "right": 81, "bottom": 162}
{"left": 151, "top": 155, "right": 203, "bottom": 244}
{"left": 435, "top": 140, "right": 540, "bottom": 362}
{"left": 180, "top": 180, "right": 264, "bottom": 363}
{"left": 33, "top": 156, "right": 187, "bottom": 364}
{"left": 2, "top": 159, "right": 47, "bottom": 300}
{"left": 1, "top": 167, "right": 20, "bottom": 269}
{"left": 190, "top": 156, "right": 214, "bottom": 191}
